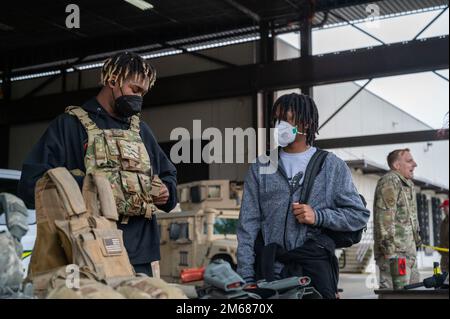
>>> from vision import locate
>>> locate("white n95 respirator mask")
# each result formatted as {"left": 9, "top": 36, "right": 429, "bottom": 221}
{"left": 274, "top": 120, "right": 306, "bottom": 147}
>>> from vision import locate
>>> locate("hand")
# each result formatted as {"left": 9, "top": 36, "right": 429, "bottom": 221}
{"left": 292, "top": 203, "right": 316, "bottom": 225}
{"left": 153, "top": 183, "right": 169, "bottom": 206}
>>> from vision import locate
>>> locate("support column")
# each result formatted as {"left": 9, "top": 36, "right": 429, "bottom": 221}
{"left": 0, "top": 125, "right": 10, "bottom": 168}
{"left": 0, "top": 70, "right": 11, "bottom": 168}
{"left": 1, "top": 70, "right": 11, "bottom": 101}
{"left": 300, "top": 14, "right": 313, "bottom": 97}
{"left": 259, "top": 21, "right": 275, "bottom": 151}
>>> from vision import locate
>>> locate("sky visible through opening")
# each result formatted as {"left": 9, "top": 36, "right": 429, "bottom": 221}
{"left": 278, "top": 7, "right": 449, "bottom": 129}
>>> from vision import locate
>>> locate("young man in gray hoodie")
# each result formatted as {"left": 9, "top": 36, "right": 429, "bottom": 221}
{"left": 237, "top": 93, "right": 370, "bottom": 299}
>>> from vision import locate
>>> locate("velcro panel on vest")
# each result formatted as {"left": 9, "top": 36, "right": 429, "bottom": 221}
{"left": 48, "top": 168, "right": 87, "bottom": 217}
{"left": 82, "top": 174, "right": 119, "bottom": 222}
{"left": 82, "top": 174, "right": 101, "bottom": 217}
{"left": 79, "top": 228, "right": 135, "bottom": 282}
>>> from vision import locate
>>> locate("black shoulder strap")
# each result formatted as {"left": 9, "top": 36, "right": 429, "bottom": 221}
{"left": 299, "top": 149, "right": 329, "bottom": 204}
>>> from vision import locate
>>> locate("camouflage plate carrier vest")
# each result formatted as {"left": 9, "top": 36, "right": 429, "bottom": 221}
{"left": 66, "top": 106, "right": 163, "bottom": 224}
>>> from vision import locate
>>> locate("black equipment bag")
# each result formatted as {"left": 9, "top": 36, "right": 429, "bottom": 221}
{"left": 300, "top": 149, "right": 367, "bottom": 249}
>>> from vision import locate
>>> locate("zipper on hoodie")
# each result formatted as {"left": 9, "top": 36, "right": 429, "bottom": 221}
{"left": 280, "top": 167, "right": 305, "bottom": 250}
{"left": 277, "top": 166, "right": 293, "bottom": 249}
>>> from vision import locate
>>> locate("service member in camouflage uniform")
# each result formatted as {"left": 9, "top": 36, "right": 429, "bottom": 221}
{"left": 374, "top": 148, "right": 422, "bottom": 289}
{"left": 19, "top": 52, "right": 178, "bottom": 277}
{"left": 439, "top": 199, "right": 449, "bottom": 273}
{"left": 0, "top": 193, "right": 29, "bottom": 298}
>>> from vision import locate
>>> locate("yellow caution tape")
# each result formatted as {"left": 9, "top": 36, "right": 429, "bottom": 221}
{"left": 22, "top": 251, "right": 32, "bottom": 259}
{"left": 422, "top": 244, "right": 449, "bottom": 253}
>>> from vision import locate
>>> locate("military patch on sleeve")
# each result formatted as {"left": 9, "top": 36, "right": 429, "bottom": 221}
{"left": 381, "top": 186, "right": 397, "bottom": 208}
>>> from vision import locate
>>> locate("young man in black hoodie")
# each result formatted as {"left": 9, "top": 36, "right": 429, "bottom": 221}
{"left": 18, "top": 52, "right": 177, "bottom": 276}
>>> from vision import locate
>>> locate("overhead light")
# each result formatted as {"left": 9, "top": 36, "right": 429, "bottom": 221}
{"left": 124, "top": 0, "right": 153, "bottom": 10}
{"left": 11, "top": 70, "right": 61, "bottom": 82}
{"left": 142, "top": 49, "right": 183, "bottom": 59}
{"left": 186, "top": 35, "right": 260, "bottom": 52}
{"left": 76, "top": 62, "right": 104, "bottom": 71}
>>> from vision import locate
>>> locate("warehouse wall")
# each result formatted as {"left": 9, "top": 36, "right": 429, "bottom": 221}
{"left": 11, "top": 41, "right": 258, "bottom": 99}
{"left": 8, "top": 41, "right": 257, "bottom": 182}
{"left": 9, "top": 121, "right": 50, "bottom": 170}
{"left": 141, "top": 96, "right": 253, "bottom": 181}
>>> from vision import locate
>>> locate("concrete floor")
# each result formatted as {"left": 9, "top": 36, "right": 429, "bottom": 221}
{"left": 338, "top": 270, "right": 436, "bottom": 299}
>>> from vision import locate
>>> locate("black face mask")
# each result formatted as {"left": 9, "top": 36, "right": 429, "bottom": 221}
{"left": 113, "top": 88, "right": 143, "bottom": 118}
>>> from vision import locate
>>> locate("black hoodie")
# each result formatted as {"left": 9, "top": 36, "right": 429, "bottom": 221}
{"left": 18, "top": 97, "right": 177, "bottom": 265}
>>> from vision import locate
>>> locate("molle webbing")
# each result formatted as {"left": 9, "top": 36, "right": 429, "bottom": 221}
{"left": 65, "top": 105, "right": 140, "bottom": 133}
{"left": 30, "top": 168, "right": 136, "bottom": 296}
{"left": 65, "top": 106, "right": 163, "bottom": 222}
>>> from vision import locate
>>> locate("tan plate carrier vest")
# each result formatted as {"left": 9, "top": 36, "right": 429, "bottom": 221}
{"left": 65, "top": 106, "right": 163, "bottom": 224}
{"left": 28, "top": 167, "right": 186, "bottom": 299}
{"left": 28, "top": 167, "right": 136, "bottom": 296}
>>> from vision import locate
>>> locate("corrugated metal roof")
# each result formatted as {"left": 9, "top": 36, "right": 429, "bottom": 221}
{"left": 1, "top": 0, "right": 448, "bottom": 72}
{"left": 314, "top": 0, "right": 448, "bottom": 26}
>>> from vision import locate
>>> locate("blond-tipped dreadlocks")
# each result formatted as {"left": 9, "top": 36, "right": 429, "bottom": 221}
{"left": 100, "top": 51, "right": 156, "bottom": 89}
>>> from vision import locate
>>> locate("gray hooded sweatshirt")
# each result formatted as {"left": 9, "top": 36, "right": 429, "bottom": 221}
{"left": 236, "top": 151, "right": 370, "bottom": 283}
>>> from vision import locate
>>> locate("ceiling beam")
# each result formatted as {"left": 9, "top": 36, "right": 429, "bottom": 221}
{"left": 316, "top": 129, "right": 449, "bottom": 149}
{"left": 223, "top": 0, "right": 261, "bottom": 22}
{"left": 0, "top": 0, "right": 387, "bottom": 71}
{"left": 0, "top": 21, "right": 252, "bottom": 71}
{"left": 160, "top": 42, "right": 236, "bottom": 68}
{"left": 0, "top": 36, "right": 447, "bottom": 125}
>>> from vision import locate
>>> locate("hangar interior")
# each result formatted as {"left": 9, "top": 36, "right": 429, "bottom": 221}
{"left": 1, "top": 0, "right": 449, "bottom": 276}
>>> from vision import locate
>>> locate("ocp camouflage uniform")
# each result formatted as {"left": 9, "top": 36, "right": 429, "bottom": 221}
{"left": 373, "top": 171, "right": 422, "bottom": 289}
{"left": 0, "top": 231, "right": 24, "bottom": 295}
{"left": 0, "top": 193, "right": 29, "bottom": 298}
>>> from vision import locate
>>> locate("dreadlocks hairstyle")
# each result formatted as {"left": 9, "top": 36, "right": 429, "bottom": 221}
{"left": 270, "top": 93, "right": 319, "bottom": 146}
{"left": 100, "top": 51, "right": 157, "bottom": 89}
